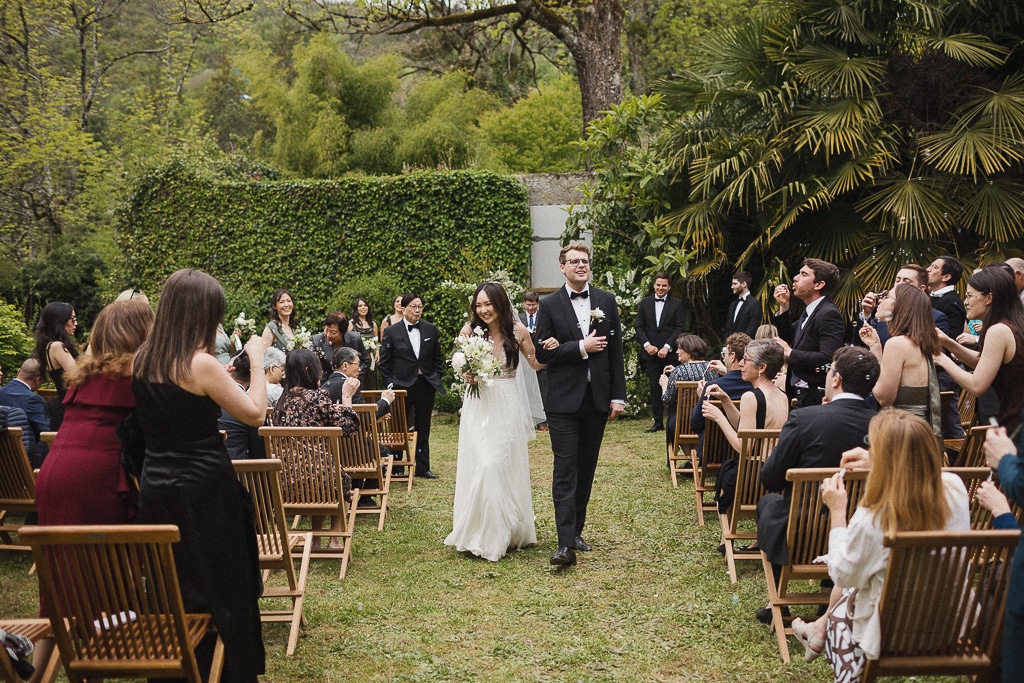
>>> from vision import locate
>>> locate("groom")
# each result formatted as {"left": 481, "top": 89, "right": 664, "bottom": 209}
{"left": 535, "top": 244, "right": 626, "bottom": 567}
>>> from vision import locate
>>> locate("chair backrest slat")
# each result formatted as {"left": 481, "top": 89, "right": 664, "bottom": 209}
{"left": 0, "top": 427, "right": 34, "bottom": 506}
{"left": 259, "top": 427, "right": 352, "bottom": 529}
{"left": 785, "top": 468, "right": 869, "bottom": 570}
{"left": 729, "top": 429, "right": 781, "bottom": 530}
{"left": 959, "top": 425, "right": 994, "bottom": 468}
{"left": 337, "top": 405, "right": 382, "bottom": 477}
{"left": 362, "top": 390, "right": 410, "bottom": 449}
{"left": 697, "top": 401, "right": 730, "bottom": 490}
{"left": 672, "top": 382, "right": 701, "bottom": 446}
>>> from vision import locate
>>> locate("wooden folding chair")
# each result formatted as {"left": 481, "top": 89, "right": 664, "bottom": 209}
{"left": 957, "top": 424, "right": 994, "bottom": 468}
{"left": 362, "top": 389, "right": 417, "bottom": 491}
{"left": 338, "top": 404, "right": 392, "bottom": 530}
{"left": 667, "top": 381, "right": 700, "bottom": 489}
{"left": 693, "top": 402, "right": 730, "bottom": 526}
{"left": 762, "top": 467, "right": 869, "bottom": 663}
{"left": 947, "top": 466, "right": 1024, "bottom": 530}
{"left": 233, "top": 459, "right": 312, "bottom": 656}
{"left": 719, "top": 429, "right": 780, "bottom": 583}
{"left": 259, "top": 426, "right": 359, "bottom": 578}
{"left": 861, "top": 529, "right": 1020, "bottom": 682}
{"left": 0, "top": 427, "right": 35, "bottom": 553}
{"left": 944, "top": 389, "right": 978, "bottom": 457}
{"left": 20, "top": 524, "right": 225, "bottom": 683}
{"left": 0, "top": 619, "right": 60, "bottom": 683}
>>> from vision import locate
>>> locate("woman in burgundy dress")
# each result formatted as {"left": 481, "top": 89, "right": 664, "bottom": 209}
{"left": 32, "top": 299, "right": 154, "bottom": 675}
{"left": 36, "top": 299, "right": 155, "bottom": 525}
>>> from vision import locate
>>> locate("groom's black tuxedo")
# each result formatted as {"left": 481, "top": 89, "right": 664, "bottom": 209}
{"left": 535, "top": 285, "right": 626, "bottom": 550}
{"left": 379, "top": 319, "right": 444, "bottom": 474}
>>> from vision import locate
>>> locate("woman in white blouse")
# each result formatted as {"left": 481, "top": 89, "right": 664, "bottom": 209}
{"left": 790, "top": 409, "right": 970, "bottom": 681}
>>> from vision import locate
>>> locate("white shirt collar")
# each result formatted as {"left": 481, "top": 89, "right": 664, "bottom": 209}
{"left": 932, "top": 285, "right": 955, "bottom": 297}
{"left": 830, "top": 392, "right": 865, "bottom": 402}
{"left": 803, "top": 296, "right": 824, "bottom": 318}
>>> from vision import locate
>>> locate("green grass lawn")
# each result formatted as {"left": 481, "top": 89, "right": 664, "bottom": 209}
{"left": 0, "top": 416, "right": 967, "bottom": 681}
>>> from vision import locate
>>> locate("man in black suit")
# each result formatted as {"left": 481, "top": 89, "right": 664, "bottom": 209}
{"left": 772, "top": 258, "right": 846, "bottom": 407}
{"left": 724, "top": 271, "right": 762, "bottom": 339}
{"left": 379, "top": 293, "right": 445, "bottom": 479}
{"left": 754, "top": 346, "right": 879, "bottom": 621}
{"left": 0, "top": 358, "right": 50, "bottom": 465}
{"left": 926, "top": 255, "right": 967, "bottom": 337}
{"left": 324, "top": 347, "right": 394, "bottom": 419}
{"left": 535, "top": 244, "right": 626, "bottom": 567}
{"left": 926, "top": 255, "right": 969, "bottom": 441}
{"left": 310, "top": 312, "right": 367, "bottom": 380}
{"left": 635, "top": 272, "right": 687, "bottom": 432}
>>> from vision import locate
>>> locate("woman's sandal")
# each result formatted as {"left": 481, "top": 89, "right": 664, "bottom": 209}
{"left": 791, "top": 617, "right": 825, "bottom": 662}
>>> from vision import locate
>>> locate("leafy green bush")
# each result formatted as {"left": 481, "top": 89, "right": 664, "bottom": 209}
{"left": 0, "top": 302, "right": 34, "bottom": 377}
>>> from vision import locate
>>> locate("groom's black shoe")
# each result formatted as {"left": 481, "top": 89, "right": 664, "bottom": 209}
{"left": 645, "top": 423, "right": 664, "bottom": 433}
{"left": 550, "top": 547, "right": 577, "bottom": 566}
{"left": 416, "top": 470, "right": 439, "bottom": 479}
{"left": 575, "top": 536, "right": 592, "bottom": 552}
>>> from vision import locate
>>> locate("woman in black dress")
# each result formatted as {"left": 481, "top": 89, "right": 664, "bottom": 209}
{"left": 133, "top": 269, "right": 269, "bottom": 682}
{"left": 32, "top": 301, "right": 79, "bottom": 429}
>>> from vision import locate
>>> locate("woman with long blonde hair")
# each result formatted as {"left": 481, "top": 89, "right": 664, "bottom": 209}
{"left": 791, "top": 409, "right": 970, "bottom": 680}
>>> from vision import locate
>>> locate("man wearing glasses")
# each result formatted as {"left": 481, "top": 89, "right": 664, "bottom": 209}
{"left": 534, "top": 243, "right": 626, "bottom": 568}
{"left": 379, "top": 293, "right": 444, "bottom": 479}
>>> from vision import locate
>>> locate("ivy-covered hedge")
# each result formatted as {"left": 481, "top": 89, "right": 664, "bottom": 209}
{"left": 116, "top": 160, "right": 532, "bottom": 358}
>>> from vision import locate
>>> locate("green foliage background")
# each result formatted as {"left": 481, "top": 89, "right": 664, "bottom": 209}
{"left": 117, "top": 159, "right": 531, "bottom": 355}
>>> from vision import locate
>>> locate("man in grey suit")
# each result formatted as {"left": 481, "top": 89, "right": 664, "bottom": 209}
{"left": 754, "top": 346, "right": 879, "bottom": 622}
{"left": 535, "top": 244, "right": 626, "bottom": 567}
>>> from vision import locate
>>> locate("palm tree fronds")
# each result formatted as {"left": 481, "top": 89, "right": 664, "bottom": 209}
{"left": 856, "top": 173, "right": 953, "bottom": 240}
{"left": 925, "top": 33, "right": 1008, "bottom": 68}
{"left": 787, "top": 98, "right": 883, "bottom": 159}
{"left": 958, "top": 178, "right": 1024, "bottom": 242}
{"left": 918, "top": 124, "right": 1024, "bottom": 178}
{"left": 788, "top": 46, "right": 888, "bottom": 99}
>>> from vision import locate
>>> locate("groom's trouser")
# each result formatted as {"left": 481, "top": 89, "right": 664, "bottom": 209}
{"left": 644, "top": 357, "right": 665, "bottom": 428}
{"left": 547, "top": 385, "right": 608, "bottom": 549}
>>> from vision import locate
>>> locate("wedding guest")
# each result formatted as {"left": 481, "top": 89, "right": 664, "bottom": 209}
{"left": 0, "top": 359, "right": 50, "bottom": 466}
{"left": 519, "top": 291, "right": 540, "bottom": 334}
{"left": 32, "top": 301, "right": 79, "bottom": 429}
{"left": 689, "top": 332, "right": 753, "bottom": 456}
{"left": 133, "top": 268, "right": 268, "bottom": 681}
{"left": 754, "top": 324, "right": 778, "bottom": 340}
{"left": 789, "top": 410, "right": 970, "bottom": 670}
{"left": 772, "top": 259, "right": 845, "bottom": 407}
{"left": 859, "top": 285, "right": 942, "bottom": 437}
{"left": 0, "top": 405, "right": 34, "bottom": 457}
{"left": 323, "top": 347, "right": 394, "bottom": 418}
{"left": 659, "top": 333, "right": 715, "bottom": 458}
{"left": 934, "top": 266, "right": 1024, "bottom": 431}
{"left": 927, "top": 255, "right": 968, "bottom": 336}
{"left": 519, "top": 291, "right": 548, "bottom": 430}
{"left": 378, "top": 294, "right": 405, "bottom": 342}
{"left": 272, "top": 348, "right": 359, "bottom": 541}
{"left": 114, "top": 288, "right": 149, "bottom": 305}
{"left": 379, "top": 293, "right": 445, "bottom": 479}
{"left": 32, "top": 299, "right": 154, "bottom": 683}
{"left": 725, "top": 271, "right": 762, "bottom": 338}
{"left": 262, "top": 288, "right": 297, "bottom": 352}
{"left": 311, "top": 312, "right": 366, "bottom": 380}
{"left": 350, "top": 297, "right": 379, "bottom": 390}
{"left": 636, "top": 272, "right": 687, "bottom": 433}
{"left": 984, "top": 424, "right": 1024, "bottom": 681}
{"left": 755, "top": 346, "right": 879, "bottom": 623}
{"left": 264, "top": 346, "right": 286, "bottom": 407}
{"left": 218, "top": 351, "right": 267, "bottom": 460}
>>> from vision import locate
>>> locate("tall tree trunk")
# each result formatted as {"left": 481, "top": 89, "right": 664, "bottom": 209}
{"left": 569, "top": 0, "right": 624, "bottom": 132}
{"left": 625, "top": 0, "right": 649, "bottom": 96}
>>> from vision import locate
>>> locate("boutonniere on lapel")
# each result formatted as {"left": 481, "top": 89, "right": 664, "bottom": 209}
{"left": 590, "top": 308, "right": 606, "bottom": 326}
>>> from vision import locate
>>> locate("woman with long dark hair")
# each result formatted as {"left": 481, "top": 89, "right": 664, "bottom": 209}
{"left": 133, "top": 269, "right": 269, "bottom": 682}
{"left": 272, "top": 348, "right": 359, "bottom": 546}
{"left": 860, "top": 284, "right": 943, "bottom": 436}
{"left": 378, "top": 294, "right": 405, "bottom": 342}
{"left": 32, "top": 301, "right": 79, "bottom": 429}
{"left": 934, "top": 266, "right": 1024, "bottom": 431}
{"left": 444, "top": 282, "right": 545, "bottom": 561}
{"left": 350, "top": 297, "right": 379, "bottom": 389}
{"left": 262, "top": 288, "right": 297, "bottom": 352}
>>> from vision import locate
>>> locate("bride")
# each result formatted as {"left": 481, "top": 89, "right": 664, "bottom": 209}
{"left": 444, "top": 282, "right": 547, "bottom": 561}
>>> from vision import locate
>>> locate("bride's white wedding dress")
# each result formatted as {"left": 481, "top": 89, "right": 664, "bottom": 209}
{"left": 444, "top": 355, "right": 537, "bottom": 561}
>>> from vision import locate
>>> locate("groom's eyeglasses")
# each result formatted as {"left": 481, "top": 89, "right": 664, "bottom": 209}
{"left": 564, "top": 258, "right": 590, "bottom": 266}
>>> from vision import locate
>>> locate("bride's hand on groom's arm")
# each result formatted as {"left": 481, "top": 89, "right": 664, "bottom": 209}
{"left": 540, "top": 337, "right": 559, "bottom": 350}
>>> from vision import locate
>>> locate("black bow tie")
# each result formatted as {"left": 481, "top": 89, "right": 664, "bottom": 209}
{"left": 570, "top": 290, "right": 589, "bottom": 300}
{"left": 407, "top": 322, "right": 420, "bottom": 331}
{"left": 655, "top": 297, "right": 666, "bottom": 303}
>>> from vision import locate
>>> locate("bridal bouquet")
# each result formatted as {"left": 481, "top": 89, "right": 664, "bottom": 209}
{"left": 287, "top": 326, "right": 313, "bottom": 351}
{"left": 364, "top": 337, "right": 380, "bottom": 369}
{"left": 234, "top": 312, "right": 258, "bottom": 338}
{"left": 451, "top": 327, "right": 500, "bottom": 398}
